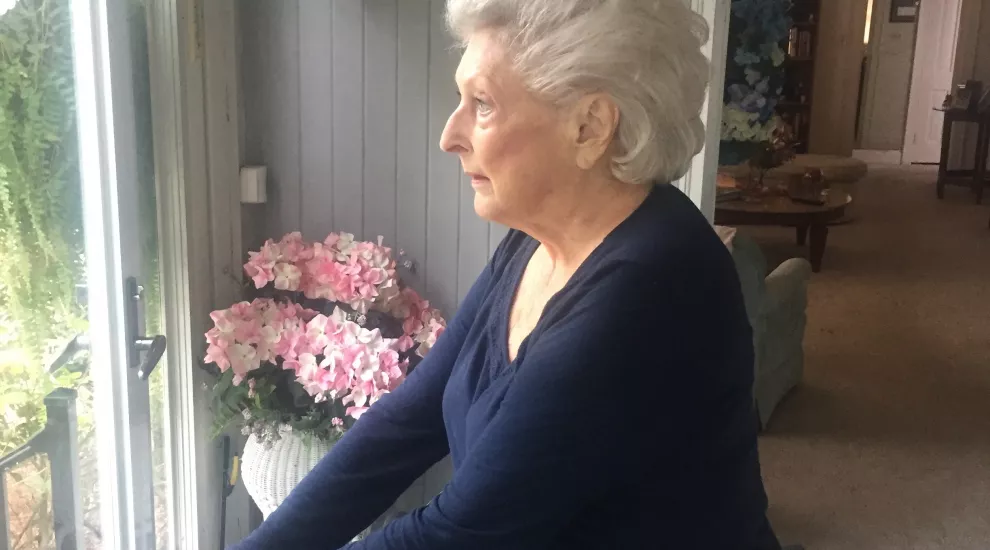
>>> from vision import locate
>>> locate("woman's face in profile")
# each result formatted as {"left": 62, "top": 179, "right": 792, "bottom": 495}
{"left": 440, "top": 30, "right": 575, "bottom": 226}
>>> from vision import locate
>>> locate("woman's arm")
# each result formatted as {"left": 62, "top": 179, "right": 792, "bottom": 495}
{"left": 231, "top": 264, "right": 496, "bottom": 549}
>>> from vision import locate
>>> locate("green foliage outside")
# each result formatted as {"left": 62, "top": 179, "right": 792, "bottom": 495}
{"left": 0, "top": 0, "right": 86, "bottom": 448}
{"left": 0, "top": 0, "right": 91, "bottom": 546}
{"left": 0, "top": 0, "right": 84, "bottom": 361}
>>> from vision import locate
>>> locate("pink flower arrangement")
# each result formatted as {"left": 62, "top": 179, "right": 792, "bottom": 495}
{"left": 205, "top": 232, "right": 445, "bottom": 439}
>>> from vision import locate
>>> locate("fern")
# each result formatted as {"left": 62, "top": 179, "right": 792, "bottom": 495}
{"left": 0, "top": 0, "right": 83, "bottom": 360}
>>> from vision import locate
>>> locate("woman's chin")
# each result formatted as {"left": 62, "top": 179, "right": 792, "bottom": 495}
{"left": 472, "top": 192, "right": 501, "bottom": 222}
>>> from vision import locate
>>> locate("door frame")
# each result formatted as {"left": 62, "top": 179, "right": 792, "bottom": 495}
{"left": 74, "top": 0, "right": 226, "bottom": 544}
{"left": 146, "top": 0, "right": 239, "bottom": 546}
{"left": 71, "top": 0, "right": 145, "bottom": 543}
{"left": 678, "top": 0, "right": 731, "bottom": 222}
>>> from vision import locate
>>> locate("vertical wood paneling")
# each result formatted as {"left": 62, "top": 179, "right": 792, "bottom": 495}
{"left": 425, "top": 0, "right": 461, "bottom": 316}
{"left": 396, "top": 2, "right": 431, "bottom": 294}
{"left": 457, "top": 172, "right": 489, "bottom": 305}
{"left": 332, "top": 1, "right": 366, "bottom": 236}
{"left": 238, "top": 0, "right": 265, "bottom": 165}
{"left": 237, "top": 0, "right": 269, "bottom": 252}
{"left": 242, "top": 0, "right": 494, "bottom": 314}
{"left": 299, "top": 0, "right": 335, "bottom": 240}
{"left": 363, "top": 1, "right": 399, "bottom": 246}
{"left": 268, "top": 1, "right": 302, "bottom": 237}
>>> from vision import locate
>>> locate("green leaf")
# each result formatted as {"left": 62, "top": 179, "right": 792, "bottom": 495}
{"left": 0, "top": 390, "right": 31, "bottom": 407}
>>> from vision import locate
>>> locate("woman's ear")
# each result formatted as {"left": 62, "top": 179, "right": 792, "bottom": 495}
{"left": 571, "top": 93, "right": 620, "bottom": 170}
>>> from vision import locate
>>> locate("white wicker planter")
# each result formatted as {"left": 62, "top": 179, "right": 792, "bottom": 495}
{"left": 241, "top": 426, "right": 408, "bottom": 538}
{"left": 240, "top": 426, "right": 335, "bottom": 519}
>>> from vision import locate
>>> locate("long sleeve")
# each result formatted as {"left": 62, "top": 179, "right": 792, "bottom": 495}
{"left": 231, "top": 264, "right": 495, "bottom": 550}
{"left": 342, "top": 263, "right": 718, "bottom": 550}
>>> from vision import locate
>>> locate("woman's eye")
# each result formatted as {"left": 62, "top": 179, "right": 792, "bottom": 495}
{"left": 475, "top": 98, "right": 492, "bottom": 114}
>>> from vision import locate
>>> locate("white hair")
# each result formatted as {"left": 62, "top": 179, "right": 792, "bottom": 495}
{"left": 446, "top": 0, "right": 710, "bottom": 185}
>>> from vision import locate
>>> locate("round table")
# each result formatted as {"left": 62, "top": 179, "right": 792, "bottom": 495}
{"left": 714, "top": 191, "right": 852, "bottom": 272}
{"left": 720, "top": 154, "right": 867, "bottom": 221}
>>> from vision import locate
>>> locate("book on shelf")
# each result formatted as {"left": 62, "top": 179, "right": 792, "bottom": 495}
{"left": 797, "top": 31, "right": 812, "bottom": 58}
{"left": 787, "top": 28, "right": 813, "bottom": 59}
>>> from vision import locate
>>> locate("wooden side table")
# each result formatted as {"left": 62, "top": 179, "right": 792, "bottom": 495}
{"left": 936, "top": 108, "right": 990, "bottom": 204}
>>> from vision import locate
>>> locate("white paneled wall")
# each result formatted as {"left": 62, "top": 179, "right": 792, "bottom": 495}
{"left": 240, "top": 0, "right": 504, "bottom": 318}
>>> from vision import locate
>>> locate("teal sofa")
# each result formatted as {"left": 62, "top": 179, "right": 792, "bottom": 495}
{"left": 729, "top": 234, "right": 811, "bottom": 429}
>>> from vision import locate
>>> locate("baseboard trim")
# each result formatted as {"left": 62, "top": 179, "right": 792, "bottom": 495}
{"left": 852, "top": 149, "right": 903, "bottom": 164}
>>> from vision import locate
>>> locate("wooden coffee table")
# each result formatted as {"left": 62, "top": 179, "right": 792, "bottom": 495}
{"left": 719, "top": 154, "right": 867, "bottom": 222}
{"left": 715, "top": 192, "right": 852, "bottom": 272}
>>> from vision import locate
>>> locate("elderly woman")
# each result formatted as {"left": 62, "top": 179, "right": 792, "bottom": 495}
{"left": 236, "top": 0, "right": 781, "bottom": 548}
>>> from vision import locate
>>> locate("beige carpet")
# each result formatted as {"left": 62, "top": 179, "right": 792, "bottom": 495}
{"left": 741, "top": 165, "right": 990, "bottom": 550}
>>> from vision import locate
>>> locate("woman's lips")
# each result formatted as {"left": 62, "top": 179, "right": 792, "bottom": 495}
{"left": 467, "top": 173, "right": 490, "bottom": 187}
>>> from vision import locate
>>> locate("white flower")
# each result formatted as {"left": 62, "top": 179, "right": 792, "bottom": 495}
{"left": 335, "top": 233, "right": 356, "bottom": 260}
{"left": 770, "top": 44, "right": 786, "bottom": 67}
{"left": 344, "top": 387, "right": 368, "bottom": 408}
{"left": 273, "top": 263, "right": 302, "bottom": 291}
{"left": 229, "top": 343, "right": 260, "bottom": 381}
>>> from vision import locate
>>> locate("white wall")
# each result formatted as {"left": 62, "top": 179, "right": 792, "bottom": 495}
{"left": 858, "top": 0, "right": 917, "bottom": 151}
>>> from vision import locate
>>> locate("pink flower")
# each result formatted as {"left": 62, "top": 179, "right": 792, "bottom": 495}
{"left": 244, "top": 241, "right": 279, "bottom": 288}
{"left": 278, "top": 232, "right": 311, "bottom": 262}
{"left": 215, "top": 232, "right": 449, "bottom": 429}
{"left": 204, "top": 342, "right": 230, "bottom": 372}
{"left": 346, "top": 406, "right": 369, "bottom": 419}
{"left": 248, "top": 379, "right": 257, "bottom": 398}
{"left": 396, "top": 335, "right": 415, "bottom": 353}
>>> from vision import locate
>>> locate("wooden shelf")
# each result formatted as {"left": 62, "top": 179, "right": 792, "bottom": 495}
{"left": 780, "top": 0, "right": 820, "bottom": 155}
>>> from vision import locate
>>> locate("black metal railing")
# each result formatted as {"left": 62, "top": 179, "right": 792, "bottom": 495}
{"left": 0, "top": 388, "right": 81, "bottom": 550}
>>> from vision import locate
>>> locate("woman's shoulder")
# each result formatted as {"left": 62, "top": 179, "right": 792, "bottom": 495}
{"left": 600, "top": 183, "right": 734, "bottom": 276}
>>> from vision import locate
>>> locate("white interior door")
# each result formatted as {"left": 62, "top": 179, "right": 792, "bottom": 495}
{"left": 902, "top": 0, "right": 963, "bottom": 163}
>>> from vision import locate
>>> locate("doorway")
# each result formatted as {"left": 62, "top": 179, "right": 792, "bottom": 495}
{"left": 855, "top": 0, "right": 921, "bottom": 162}
{"left": 902, "top": 0, "right": 964, "bottom": 164}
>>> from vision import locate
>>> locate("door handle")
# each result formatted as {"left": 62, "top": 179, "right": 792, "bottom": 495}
{"left": 126, "top": 277, "right": 167, "bottom": 380}
{"left": 135, "top": 335, "right": 167, "bottom": 380}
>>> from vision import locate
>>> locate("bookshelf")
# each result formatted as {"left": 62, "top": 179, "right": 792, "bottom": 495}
{"left": 779, "top": 0, "right": 822, "bottom": 153}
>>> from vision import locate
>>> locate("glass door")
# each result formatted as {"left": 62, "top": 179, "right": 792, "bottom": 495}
{"left": 0, "top": 0, "right": 173, "bottom": 548}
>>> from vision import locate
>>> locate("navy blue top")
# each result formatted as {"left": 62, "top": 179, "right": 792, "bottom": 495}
{"left": 233, "top": 184, "right": 778, "bottom": 549}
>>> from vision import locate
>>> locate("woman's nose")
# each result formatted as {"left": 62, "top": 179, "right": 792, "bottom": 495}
{"left": 440, "top": 110, "right": 469, "bottom": 154}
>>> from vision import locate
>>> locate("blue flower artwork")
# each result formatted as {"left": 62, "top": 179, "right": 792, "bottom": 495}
{"left": 720, "top": 0, "right": 792, "bottom": 166}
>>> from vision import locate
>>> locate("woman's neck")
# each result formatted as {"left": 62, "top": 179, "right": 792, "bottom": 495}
{"left": 523, "top": 179, "right": 651, "bottom": 272}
